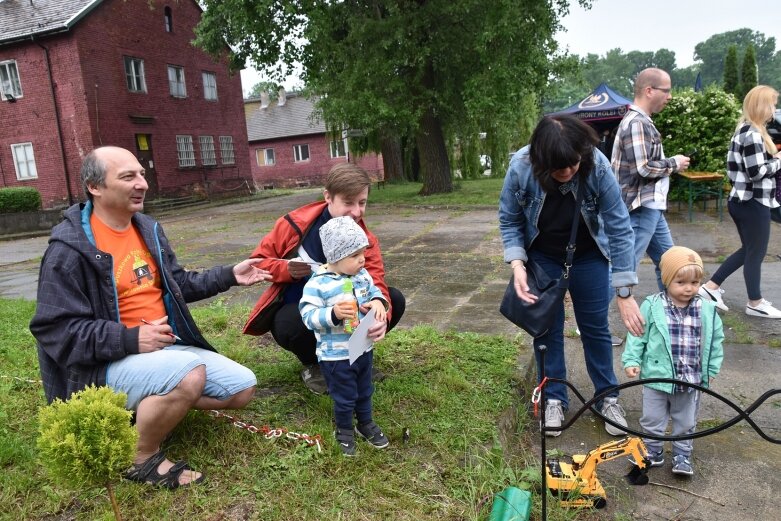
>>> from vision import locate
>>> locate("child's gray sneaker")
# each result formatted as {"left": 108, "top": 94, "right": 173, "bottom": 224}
{"left": 335, "top": 427, "right": 356, "bottom": 456}
{"left": 355, "top": 421, "right": 389, "bottom": 449}
{"left": 672, "top": 454, "right": 694, "bottom": 476}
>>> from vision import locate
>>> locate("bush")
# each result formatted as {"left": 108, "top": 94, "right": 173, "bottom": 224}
{"left": 655, "top": 86, "right": 741, "bottom": 201}
{"left": 0, "top": 187, "right": 42, "bottom": 213}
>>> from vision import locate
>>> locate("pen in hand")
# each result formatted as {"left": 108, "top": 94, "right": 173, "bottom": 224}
{"left": 140, "top": 318, "right": 182, "bottom": 342}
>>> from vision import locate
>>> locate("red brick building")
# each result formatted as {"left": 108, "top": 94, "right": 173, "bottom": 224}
{"left": 245, "top": 91, "right": 383, "bottom": 188}
{"left": 0, "top": 0, "right": 251, "bottom": 209}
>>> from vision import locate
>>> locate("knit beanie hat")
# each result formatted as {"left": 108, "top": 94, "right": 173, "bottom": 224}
{"left": 660, "top": 246, "right": 703, "bottom": 287}
{"left": 319, "top": 216, "right": 369, "bottom": 264}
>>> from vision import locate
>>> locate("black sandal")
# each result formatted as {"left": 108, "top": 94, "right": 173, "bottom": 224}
{"left": 123, "top": 451, "right": 205, "bottom": 489}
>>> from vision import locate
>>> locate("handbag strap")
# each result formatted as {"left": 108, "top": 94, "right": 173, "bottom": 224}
{"left": 563, "top": 178, "right": 586, "bottom": 279}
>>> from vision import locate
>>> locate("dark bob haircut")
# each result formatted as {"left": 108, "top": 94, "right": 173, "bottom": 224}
{"left": 528, "top": 115, "right": 599, "bottom": 193}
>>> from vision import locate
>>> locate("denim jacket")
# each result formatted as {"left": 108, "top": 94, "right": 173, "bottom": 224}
{"left": 498, "top": 146, "right": 638, "bottom": 288}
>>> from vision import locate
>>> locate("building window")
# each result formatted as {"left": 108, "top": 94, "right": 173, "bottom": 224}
{"left": 176, "top": 135, "right": 195, "bottom": 167}
{"left": 199, "top": 136, "right": 216, "bottom": 166}
{"left": 330, "top": 139, "right": 347, "bottom": 158}
{"left": 202, "top": 72, "right": 218, "bottom": 100}
{"left": 219, "top": 136, "right": 235, "bottom": 164}
{"left": 11, "top": 143, "right": 37, "bottom": 180}
{"left": 164, "top": 6, "right": 173, "bottom": 32}
{"left": 293, "top": 144, "right": 310, "bottom": 162}
{"left": 167, "top": 65, "right": 186, "bottom": 98}
{"left": 256, "top": 148, "right": 275, "bottom": 166}
{"left": 0, "top": 60, "right": 23, "bottom": 100}
{"left": 123, "top": 56, "right": 146, "bottom": 93}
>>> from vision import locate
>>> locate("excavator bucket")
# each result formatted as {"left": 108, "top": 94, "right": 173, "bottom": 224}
{"left": 626, "top": 464, "right": 649, "bottom": 485}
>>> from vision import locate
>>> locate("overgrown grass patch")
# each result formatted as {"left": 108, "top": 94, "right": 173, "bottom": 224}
{"left": 369, "top": 178, "right": 504, "bottom": 206}
{"left": 0, "top": 298, "right": 585, "bottom": 520}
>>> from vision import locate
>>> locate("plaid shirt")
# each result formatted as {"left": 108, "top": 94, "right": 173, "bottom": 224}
{"left": 727, "top": 123, "right": 781, "bottom": 208}
{"left": 611, "top": 106, "right": 679, "bottom": 211}
{"left": 663, "top": 294, "right": 702, "bottom": 392}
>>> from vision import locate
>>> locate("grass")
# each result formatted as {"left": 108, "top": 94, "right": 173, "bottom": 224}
{"left": 369, "top": 178, "right": 504, "bottom": 206}
{"left": 0, "top": 297, "right": 593, "bottom": 521}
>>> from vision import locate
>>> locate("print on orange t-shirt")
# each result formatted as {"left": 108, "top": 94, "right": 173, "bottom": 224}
{"left": 91, "top": 214, "right": 166, "bottom": 327}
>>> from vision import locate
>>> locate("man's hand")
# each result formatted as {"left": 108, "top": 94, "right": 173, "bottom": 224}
{"left": 286, "top": 259, "right": 313, "bottom": 279}
{"left": 673, "top": 154, "right": 690, "bottom": 172}
{"left": 625, "top": 366, "right": 640, "bottom": 378}
{"left": 616, "top": 297, "right": 645, "bottom": 337}
{"left": 512, "top": 264, "right": 539, "bottom": 304}
{"left": 138, "top": 316, "right": 176, "bottom": 353}
{"left": 367, "top": 317, "right": 387, "bottom": 342}
{"left": 233, "top": 259, "right": 272, "bottom": 286}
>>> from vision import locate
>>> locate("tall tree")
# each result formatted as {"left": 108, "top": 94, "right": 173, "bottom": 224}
{"left": 694, "top": 29, "right": 776, "bottom": 86}
{"left": 739, "top": 44, "right": 758, "bottom": 101}
{"left": 723, "top": 45, "right": 739, "bottom": 95}
{"left": 195, "top": 0, "right": 578, "bottom": 195}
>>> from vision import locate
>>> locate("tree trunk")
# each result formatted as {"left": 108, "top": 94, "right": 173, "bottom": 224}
{"left": 379, "top": 131, "right": 405, "bottom": 181}
{"left": 416, "top": 107, "right": 452, "bottom": 195}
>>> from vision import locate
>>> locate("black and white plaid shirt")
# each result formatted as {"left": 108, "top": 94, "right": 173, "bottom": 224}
{"left": 726, "top": 123, "right": 781, "bottom": 208}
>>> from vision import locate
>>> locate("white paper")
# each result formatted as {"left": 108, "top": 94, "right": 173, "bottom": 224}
{"left": 347, "top": 312, "right": 377, "bottom": 365}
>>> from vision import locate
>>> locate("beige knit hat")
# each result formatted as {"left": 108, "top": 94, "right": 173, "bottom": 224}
{"left": 660, "top": 246, "right": 703, "bottom": 287}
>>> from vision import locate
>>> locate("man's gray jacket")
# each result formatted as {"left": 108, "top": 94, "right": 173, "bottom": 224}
{"left": 30, "top": 202, "right": 238, "bottom": 403}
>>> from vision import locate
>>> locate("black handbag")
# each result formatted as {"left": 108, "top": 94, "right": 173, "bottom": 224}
{"left": 499, "top": 180, "right": 584, "bottom": 338}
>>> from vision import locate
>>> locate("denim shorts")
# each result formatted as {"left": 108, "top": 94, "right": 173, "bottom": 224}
{"left": 106, "top": 345, "right": 257, "bottom": 410}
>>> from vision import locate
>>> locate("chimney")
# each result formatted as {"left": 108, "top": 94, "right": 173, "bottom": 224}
{"left": 278, "top": 87, "right": 286, "bottom": 106}
{"left": 259, "top": 91, "right": 270, "bottom": 109}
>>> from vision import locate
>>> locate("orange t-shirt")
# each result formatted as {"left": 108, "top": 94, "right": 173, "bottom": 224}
{"left": 91, "top": 214, "right": 166, "bottom": 327}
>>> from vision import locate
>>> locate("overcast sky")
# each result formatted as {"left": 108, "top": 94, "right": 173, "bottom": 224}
{"left": 240, "top": 0, "right": 780, "bottom": 95}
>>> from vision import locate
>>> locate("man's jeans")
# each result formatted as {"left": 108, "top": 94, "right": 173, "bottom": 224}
{"left": 630, "top": 207, "right": 673, "bottom": 292}
{"left": 530, "top": 249, "right": 619, "bottom": 409}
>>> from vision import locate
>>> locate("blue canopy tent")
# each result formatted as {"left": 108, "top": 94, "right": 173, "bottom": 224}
{"left": 549, "top": 83, "right": 632, "bottom": 155}
{"left": 550, "top": 83, "right": 632, "bottom": 123}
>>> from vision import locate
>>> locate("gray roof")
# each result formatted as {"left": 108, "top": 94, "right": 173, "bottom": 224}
{"left": 0, "top": 0, "right": 102, "bottom": 46}
{"left": 245, "top": 93, "right": 328, "bottom": 142}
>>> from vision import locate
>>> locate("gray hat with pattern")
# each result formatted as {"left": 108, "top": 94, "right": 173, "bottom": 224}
{"left": 319, "top": 216, "right": 369, "bottom": 264}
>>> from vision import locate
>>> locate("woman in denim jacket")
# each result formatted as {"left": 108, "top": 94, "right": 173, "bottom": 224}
{"left": 499, "top": 115, "right": 644, "bottom": 436}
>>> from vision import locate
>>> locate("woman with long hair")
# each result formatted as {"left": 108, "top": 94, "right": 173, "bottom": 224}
{"left": 698, "top": 85, "right": 781, "bottom": 318}
{"left": 499, "top": 115, "right": 644, "bottom": 436}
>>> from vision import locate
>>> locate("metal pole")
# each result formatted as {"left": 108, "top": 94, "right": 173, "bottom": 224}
{"left": 538, "top": 344, "right": 547, "bottom": 521}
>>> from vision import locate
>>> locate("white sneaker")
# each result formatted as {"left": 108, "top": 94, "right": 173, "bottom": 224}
{"left": 698, "top": 286, "right": 728, "bottom": 311}
{"left": 544, "top": 399, "right": 565, "bottom": 437}
{"left": 745, "top": 299, "right": 781, "bottom": 319}
{"left": 600, "top": 397, "right": 628, "bottom": 436}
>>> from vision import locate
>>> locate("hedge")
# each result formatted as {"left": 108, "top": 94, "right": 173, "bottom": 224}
{"left": 0, "top": 187, "right": 42, "bottom": 213}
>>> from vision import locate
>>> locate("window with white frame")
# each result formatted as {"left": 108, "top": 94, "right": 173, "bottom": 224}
{"left": 256, "top": 148, "right": 275, "bottom": 166}
{"left": 199, "top": 136, "right": 216, "bottom": 166}
{"left": 123, "top": 56, "right": 146, "bottom": 93}
{"left": 293, "top": 144, "right": 310, "bottom": 162}
{"left": 330, "top": 139, "right": 347, "bottom": 158}
{"left": 176, "top": 135, "right": 195, "bottom": 167}
{"left": 202, "top": 72, "right": 217, "bottom": 100}
{"left": 167, "top": 65, "right": 186, "bottom": 98}
{"left": 0, "top": 60, "right": 23, "bottom": 100}
{"left": 11, "top": 143, "right": 38, "bottom": 180}
{"left": 219, "top": 136, "right": 235, "bottom": 164}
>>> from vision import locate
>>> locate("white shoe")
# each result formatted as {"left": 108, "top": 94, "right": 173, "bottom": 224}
{"left": 544, "top": 400, "right": 565, "bottom": 437}
{"left": 745, "top": 299, "right": 781, "bottom": 319}
{"left": 601, "top": 397, "right": 628, "bottom": 436}
{"left": 698, "top": 286, "right": 728, "bottom": 311}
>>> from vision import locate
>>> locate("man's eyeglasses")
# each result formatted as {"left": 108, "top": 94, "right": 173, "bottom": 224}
{"left": 650, "top": 86, "right": 672, "bottom": 94}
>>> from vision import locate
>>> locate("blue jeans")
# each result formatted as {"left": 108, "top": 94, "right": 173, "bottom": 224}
{"left": 530, "top": 249, "right": 619, "bottom": 409}
{"left": 321, "top": 350, "right": 374, "bottom": 430}
{"left": 630, "top": 207, "right": 674, "bottom": 292}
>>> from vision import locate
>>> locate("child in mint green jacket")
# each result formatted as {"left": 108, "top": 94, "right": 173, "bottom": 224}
{"left": 622, "top": 246, "right": 724, "bottom": 477}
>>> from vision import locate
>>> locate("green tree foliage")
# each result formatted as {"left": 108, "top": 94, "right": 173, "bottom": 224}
{"left": 38, "top": 386, "right": 137, "bottom": 519}
{"left": 739, "top": 44, "right": 758, "bottom": 101}
{"left": 723, "top": 45, "right": 739, "bottom": 95}
{"left": 247, "top": 81, "right": 279, "bottom": 100}
{"left": 195, "top": 0, "right": 579, "bottom": 195}
{"left": 694, "top": 29, "right": 776, "bottom": 86}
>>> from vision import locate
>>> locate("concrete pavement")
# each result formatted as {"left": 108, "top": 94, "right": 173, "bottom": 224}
{"left": 2, "top": 192, "right": 779, "bottom": 520}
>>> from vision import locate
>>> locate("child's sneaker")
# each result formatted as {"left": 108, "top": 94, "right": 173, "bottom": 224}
{"left": 671, "top": 454, "right": 694, "bottom": 476}
{"left": 335, "top": 427, "right": 356, "bottom": 456}
{"left": 355, "top": 421, "right": 389, "bottom": 449}
{"left": 629, "top": 449, "right": 664, "bottom": 467}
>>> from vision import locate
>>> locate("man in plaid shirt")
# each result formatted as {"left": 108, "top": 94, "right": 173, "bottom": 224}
{"left": 611, "top": 68, "right": 691, "bottom": 292}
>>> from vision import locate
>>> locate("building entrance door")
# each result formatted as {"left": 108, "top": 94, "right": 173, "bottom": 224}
{"left": 135, "top": 134, "right": 158, "bottom": 198}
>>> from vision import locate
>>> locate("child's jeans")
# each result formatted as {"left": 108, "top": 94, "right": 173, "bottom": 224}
{"left": 320, "top": 350, "right": 374, "bottom": 430}
{"left": 640, "top": 386, "right": 700, "bottom": 457}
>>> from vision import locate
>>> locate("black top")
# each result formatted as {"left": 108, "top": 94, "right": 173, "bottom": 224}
{"left": 532, "top": 182, "right": 598, "bottom": 261}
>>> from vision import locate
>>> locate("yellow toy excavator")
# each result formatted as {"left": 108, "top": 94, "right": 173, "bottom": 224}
{"left": 546, "top": 436, "right": 650, "bottom": 509}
